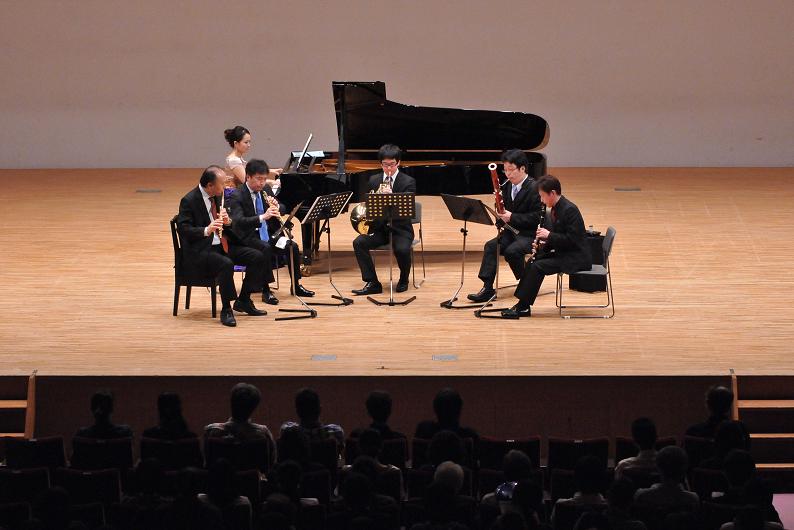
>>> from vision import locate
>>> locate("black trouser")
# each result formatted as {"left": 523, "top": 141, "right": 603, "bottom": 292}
{"left": 203, "top": 246, "right": 237, "bottom": 307}
{"left": 226, "top": 244, "right": 268, "bottom": 300}
{"left": 514, "top": 257, "right": 564, "bottom": 305}
{"left": 353, "top": 229, "right": 412, "bottom": 283}
{"left": 478, "top": 231, "right": 533, "bottom": 287}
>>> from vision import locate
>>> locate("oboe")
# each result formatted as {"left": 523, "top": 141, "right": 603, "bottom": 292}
{"left": 527, "top": 204, "right": 546, "bottom": 264}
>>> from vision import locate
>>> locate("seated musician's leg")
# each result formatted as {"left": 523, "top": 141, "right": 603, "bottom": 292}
{"left": 469, "top": 236, "right": 501, "bottom": 302}
{"left": 505, "top": 257, "right": 563, "bottom": 317}
{"left": 283, "top": 240, "right": 314, "bottom": 297}
{"left": 392, "top": 233, "right": 413, "bottom": 289}
{"left": 300, "top": 220, "right": 314, "bottom": 265}
{"left": 351, "top": 231, "right": 389, "bottom": 294}
{"left": 504, "top": 236, "right": 534, "bottom": 280}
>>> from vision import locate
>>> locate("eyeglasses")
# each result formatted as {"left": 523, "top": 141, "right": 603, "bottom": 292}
{"left": 381, "top": 161, "right": 398, "bottom": 168}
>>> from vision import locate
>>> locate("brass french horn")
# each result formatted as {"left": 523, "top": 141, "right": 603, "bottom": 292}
{"left": 349, "top": 181, "right": 392, "bottom": 235}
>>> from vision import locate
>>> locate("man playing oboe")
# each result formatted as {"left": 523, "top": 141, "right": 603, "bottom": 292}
{"left": 467, "top": 149, "right": 543, "bottom": 303}
{"left": 502, "top": 175, "right": 591, "bottom": 318}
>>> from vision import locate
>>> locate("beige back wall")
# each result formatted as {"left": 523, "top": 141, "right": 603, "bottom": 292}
{"left": 1, "top": 0, "right": 792, "bottom": 168}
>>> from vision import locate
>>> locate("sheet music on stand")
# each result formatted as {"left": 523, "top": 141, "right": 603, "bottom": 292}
{"left": 365, "top": 192, "right": 415, "bottom": 223}
{"left": 302, "top": 191, "right": 354, "bottom": 306}
{"left": 365, "top": 192, "right": 416, "bottom": 306}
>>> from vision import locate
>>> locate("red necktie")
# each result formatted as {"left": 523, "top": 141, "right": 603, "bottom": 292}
{"left": 209, "top": 199, "right": 229, "bottom": 253}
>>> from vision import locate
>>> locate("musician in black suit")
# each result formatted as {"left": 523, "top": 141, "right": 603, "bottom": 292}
{"left": 468, "top": 149, "right": 543, "bottom": 303}
{"left": 352, "top": 144, "right": 417, "bottom": 295}
{"left": 502, "top": 175, "right": 591, "bottom": 318}
{"left": 227, "top": 159, "right": 314, "bottom": 302}
{"left": 176, "top": 166, "right": 269, "bottom": 327}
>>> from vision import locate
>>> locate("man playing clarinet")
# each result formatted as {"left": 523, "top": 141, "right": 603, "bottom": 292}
{"left": 467, "top": 149, "right": 543, "bottom": 303}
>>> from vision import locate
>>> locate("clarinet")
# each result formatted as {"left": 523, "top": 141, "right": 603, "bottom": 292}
{"left": 527, "top": 204, "right": 546, "bottom": 264}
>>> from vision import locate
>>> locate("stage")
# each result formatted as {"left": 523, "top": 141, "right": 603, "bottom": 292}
{"left": 2, "top": 167, "right": 793, "bottom": 377}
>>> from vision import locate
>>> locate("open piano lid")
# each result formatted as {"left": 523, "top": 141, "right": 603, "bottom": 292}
{"left": 333, "top": 81, "right": 549, "bottom": 152}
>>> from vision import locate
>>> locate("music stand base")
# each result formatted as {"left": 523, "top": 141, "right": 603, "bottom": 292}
{"left": 275, "top": 307, "right": 317, "bottom": 321}
{"left": 367, "top": 295, "right": 416, "bottom": 306}
{"left": 440, "top": 299, "right": 491, "bottom": 309}
{"left": 474, "top": 306, "right": 516, "bottom": 319}
{"left": 311, "top": 295, "right": 354, "bottom": 307}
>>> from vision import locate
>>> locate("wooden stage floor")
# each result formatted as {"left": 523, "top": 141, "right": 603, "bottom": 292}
{"left": 2, "top": 168, "right": 793, "bottom": 377}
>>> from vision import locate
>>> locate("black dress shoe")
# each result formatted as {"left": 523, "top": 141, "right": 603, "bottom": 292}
{"left": 220, "top": 308, "right": 237, "bottom": 327}
{"left": 395, "top": 281, "right": 409, "bottom": 293}
{"left": 467, "top": 287, "right": 496, "bottom": 303}
{"left": 233, "top": 298, "right": 267, "bottom": 316}
{"left": 294, "top": 285, "right": 315, "bottom": 297}
{"left": 352, "top": 281, "right": 382, "bottom": 295}
{"left": 262, "top": 290, "right": 279, "bottom": 305}
{"left": 501, "top": 304, "right": 531, "bottom": 319}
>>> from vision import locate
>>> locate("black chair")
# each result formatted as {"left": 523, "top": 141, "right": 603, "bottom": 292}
{"left": 345, "top": 436, "right": 408, "bottom": 470}
{"left": 309, "top": 438, "right": 339, "bottom": 485}
{"left": 0, "top": 502, "right": 31, "bottom": 529}
{"left": 170, "top": 215, "right": 218, "bottom": 318}
{"left": 478, "top": 436, "right": 542, "bottom": 469}
{"left": 70, "top": 502, "right": 106, "bottom": 529}
{"left": 620, "top": 466, "right": 661, "bottom": 489}
{"left": 548, "top": 437, "right": 609, "bottom": 471}
{"left": 54, "top": 467, "right": 122, "bottom": 506}
{"left": 4, "top": 436, "right": 66, "bottom": 470}
{"left": 71, "top": 437, "right": 134, "bottom": 471}
{"left": 549, "top": 469, "right": 577, "bottom": 503}
{"left": 296, "top": 502, "right": 326, "bottom": 530}
{"left": 140, "top": 437, "right": 203, "bottom": 470}
{"left": 556, "top": 226, "right": 616, "bottom": 319}
{"left": 614, "top": 435, "right": 677, "bottom": 464}
{"left": 236, "top": 469, "right": 261, "bottom": 506}
{"left": 300, "top": 469, "right": 331, "bottom": 506}
{"left": 0, "top": 467, "right": 50, "bottom": 504}
{"left": 205, "top": 437, "right": 273, "bottom": 474}
{"left": 552, "top": 502, "right": 607, "bottom": 530}
{"left": 691, "top": 467, "right": 730, "bottom": 502}
{"left": 411, "top": 436, "right": 475, "bottom": 469}
{"left": 683, "top": 435, "right": 715, "bottom": 470}
{"left": 161, "top": 468, "right": 209, "bottom": 498}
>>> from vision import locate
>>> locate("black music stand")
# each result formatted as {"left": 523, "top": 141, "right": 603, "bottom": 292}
{"left": 275, "top": 217, "right": 318, "bottom": 322}
{"left": 365, "top": 192, "right": 417, "bottom": 306}
{"left": 439, "top": 194, "right": 495, "bottom": 309}
{"left": 302, "top": 191, "right": 354, "bottom": 307}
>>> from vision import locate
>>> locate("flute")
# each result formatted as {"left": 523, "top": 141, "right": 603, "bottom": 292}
{"left": 218, "top": 193, "right": 225, "bottom": 239}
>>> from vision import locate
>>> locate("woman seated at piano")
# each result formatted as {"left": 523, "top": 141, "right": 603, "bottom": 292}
{"left": 223, "top": 125, "right": 282, "bottom": 188}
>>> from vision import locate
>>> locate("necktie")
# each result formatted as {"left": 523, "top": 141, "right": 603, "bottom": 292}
{"left": 385, "top": 175, "right": 392, "bottom": 188}
{"left": 511, "top": 185, "right": 518, "bottom": 201}
{"left": 209, "top": 198, "right": 229, "bottom": 252}
{"left": 254, "top": 193, "right": 269, "bottom": 242}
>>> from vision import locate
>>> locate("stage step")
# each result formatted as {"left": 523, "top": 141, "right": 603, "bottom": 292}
{"left": 735, "top": 376, "right": 794, "bottom": 400}
{"left": 737, "top": 401, "right": 794, "bottom": 433}
{"left": 757, "top": 464, "right": 794, "bottom": 493}
{"left": 751, "top": 434, "right": 794, "bottom": 463}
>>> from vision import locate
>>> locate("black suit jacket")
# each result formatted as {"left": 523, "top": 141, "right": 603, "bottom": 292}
{"left": 177, "top": 186, "right": 240, "bottom": 269}
{"left": 501, "top": 176, "right": 543, "bottom": 237}
{"left": 366, "top": 170, "right": 416, "bottom": 239}
{"left": 227, "top": 183, "right": 274, "bottom": 248}
{"left": 543, "top": 195, "right": 591, "bottom": 274}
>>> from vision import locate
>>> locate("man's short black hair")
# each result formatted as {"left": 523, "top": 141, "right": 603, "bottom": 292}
{"left": 655, "top": 446, "right": 688, "bottom": 482}
{"left": 501, "top": 149, "right": 530, "bottom": 173}
{"left": 631, "top": 417, "right": 658, "bottom": 450}
{"left": 433, "top": 388, "right": 463, "bottom": 425}
{"left": 574, "top": 455, "right": 605, "bottom": 494}
{"left": 537, "top": 174, "right": 562, "bottom": 195}
{"left": 230, "top": 382, "right": 261, "bottom": 422}
{"left": 365, "top": 391, "right": 392, "bottom": 423}
{"left": 295, "top": 387, "right": 321, "bottom": 422}
{"left": 377, "top": 144, "right": 402, "bottom": 162}
{"left": 246, "top": 159, "right": 270, "bottom": 177}
{"left": 91, "top": 389, "right": 114, "bottom": 417}
{"left": 706, "top": 385, "right": 734, "bottom": 417}
{"left": 503, "top": 449, "right": 533, "bottom": 482}
{"left": 200, "top": 165, "right": 224, "bottom": 187}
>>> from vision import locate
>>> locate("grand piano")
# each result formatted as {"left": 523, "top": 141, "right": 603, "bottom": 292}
{"left": 278, "top": 81, "right": 549, "bottom": 265}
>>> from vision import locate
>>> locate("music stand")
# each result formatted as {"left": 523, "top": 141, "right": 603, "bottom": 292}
{"left": 275, "top": 210, "right": 318, "bottom": 321}
{"left": 301, "top": 191, "right": 354, "bottom": 307}
{"left": 365, "top": 192, "right": 416, "bottom": 306}
{"left": 439, "top": 194, "right": 495, "bottom": 309}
